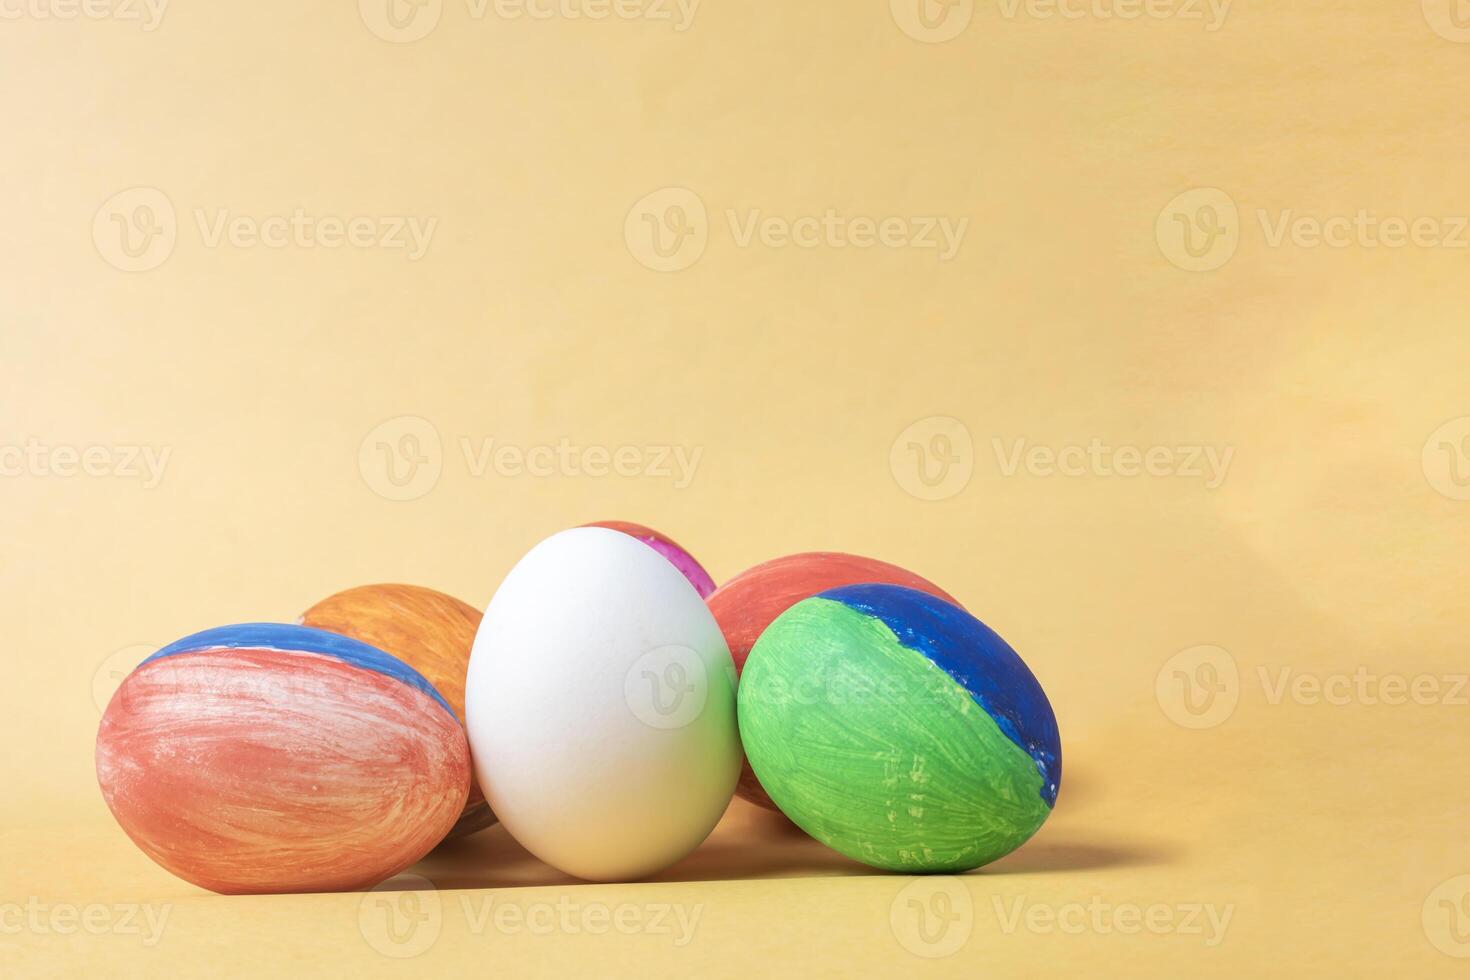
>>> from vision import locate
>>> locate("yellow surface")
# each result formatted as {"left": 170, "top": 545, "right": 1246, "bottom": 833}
{"left": 4, "top": 2, "right": 1470, "bottom": 976}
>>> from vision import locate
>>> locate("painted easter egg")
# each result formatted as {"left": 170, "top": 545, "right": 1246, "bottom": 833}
{"left": 583, "top": 520, "right": 717, "bottom": 598}
{"left": 299, "top": 583, "right": 494, "bottom": 838}
{"left": 96, "top": 624, "right": 470, "bottom": 895}
{"left": 738, "top": 585, "right": 1060, "bottom": 873}
{"left": 706, "top": 551, "right": 957, "bottom": 809}
{"left": 467, "top": 527, "right": 740, "bottom": 881}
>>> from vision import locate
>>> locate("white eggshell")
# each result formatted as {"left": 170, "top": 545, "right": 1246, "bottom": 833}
{"left": 466, "top": 526, "right": 740, "bottom": 881}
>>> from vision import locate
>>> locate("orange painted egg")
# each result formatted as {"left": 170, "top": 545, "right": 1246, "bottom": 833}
{"left": 299, "top": 583, "right": 494, "bottom": 838}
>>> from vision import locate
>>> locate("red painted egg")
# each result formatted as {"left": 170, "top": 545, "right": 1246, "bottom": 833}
{"left": 707, "top": 552, "right": 957, "bottom": 810}
{"left": 299, "top": 583, "right": 495, "bottom": 839}
{"left": 96, "top": 624, "right": 470, "bottom": 894}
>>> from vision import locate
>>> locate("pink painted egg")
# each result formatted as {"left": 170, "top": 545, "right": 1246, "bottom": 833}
{"left": 583, "top": 520, "right": 717, "bottom": 597}
{"left": 96, "top": 624, "right": 470, "bottom": 895}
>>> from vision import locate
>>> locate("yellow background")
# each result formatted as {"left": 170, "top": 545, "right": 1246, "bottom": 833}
{"left": 4, "top": 1, "right": 1470, "bottom": 975}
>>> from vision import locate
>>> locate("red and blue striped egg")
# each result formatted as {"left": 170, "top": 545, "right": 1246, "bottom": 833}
{"left": 95, "top": 624, "right": 470, "bottom": 894}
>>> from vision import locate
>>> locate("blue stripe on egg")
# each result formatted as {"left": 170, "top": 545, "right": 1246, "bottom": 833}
{"left": 818, "top": 584, "right": 1061, "bottom": 807}
{"left": 143, "top": 622, "right": 456, "bottom": 716}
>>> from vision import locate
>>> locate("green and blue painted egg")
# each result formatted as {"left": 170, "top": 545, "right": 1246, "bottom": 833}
{"left": 737, "top": 584, "right": 1060, "bottom": 873}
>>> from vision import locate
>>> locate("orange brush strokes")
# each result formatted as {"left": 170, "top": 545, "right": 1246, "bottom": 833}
{"left": 96, "top": 650, "right": 470, "bottom": 895}
{"left": 299, "top": 584, "right": 494, "bottom": 837}
{"left": 706, "top": 552, "right": 958, "bottom": 810}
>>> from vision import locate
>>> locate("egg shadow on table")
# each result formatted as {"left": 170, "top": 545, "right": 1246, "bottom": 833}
{"left": 412, "top": 826, "right": 583, "bottom": 890}
{"left": 413, "top": 798, "right": 875, "bottom": 889}
{"left": 649, "top": 796, "right": 881, "bottom": 882}
{"left": 1051, "top": 767, "right": 1103, "bottom": 811}
{"left": 407, "top": 792, "right": 1163, "bottom": 890}
{"left": 977, "top": 837, "right": 1175, "bottom": 875}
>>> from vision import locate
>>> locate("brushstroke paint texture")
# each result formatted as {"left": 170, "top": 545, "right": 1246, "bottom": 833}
{"left": 705, "top": 552, "right": 957, "bottom": 809}
{"left": 737, "top": 587, "right": 1060, "bottom": 873}
{"left": 300, "top": 585, "right": 495, "bottom": 837}
{"left": 584, "top": 520, "right": 717, "bottom": 598}
{"left": 98, "top": 625, "right": 469, "bottom": 894}
{"left": 145, "top": 623, "right": 454, "bottom": 714}
{"left": 822, "top": 584, "right": 1060, "bottom": 806}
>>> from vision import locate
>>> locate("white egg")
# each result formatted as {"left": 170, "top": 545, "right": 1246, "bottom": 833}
{"left": 466, "top": 526, "right": 740, "bottom": 881}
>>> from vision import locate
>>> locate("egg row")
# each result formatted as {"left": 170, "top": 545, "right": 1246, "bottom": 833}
{"left": 96, "top": 523, "right": 1061, "bottom": 893}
